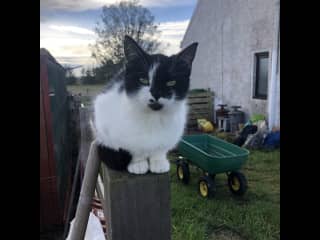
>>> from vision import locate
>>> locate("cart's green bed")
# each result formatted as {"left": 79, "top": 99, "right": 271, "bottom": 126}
{"left": 177, "top": 134, "right": 249, "bottom": 175}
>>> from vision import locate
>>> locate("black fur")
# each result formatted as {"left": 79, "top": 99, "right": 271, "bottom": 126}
{"left": 97, "top": 144, "right": 132, "bottom": 171}
{"left": 123, "top": 35, "right": 198, "bottom": 101}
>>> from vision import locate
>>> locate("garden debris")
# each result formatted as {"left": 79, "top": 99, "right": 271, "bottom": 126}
{"left": 242, "top": 120, "right": 268, "bottom": 149}
{"left": 263, "top": 130, "right": 280, "bottom": 149}
{"left": 233, "top": 125, "right": 258, "bottom": 146}
{"left": 66, "top": 212, "right": 105, "bottom": 240}
{"left": 66, "top": 197, "right": 107, "bottom": 240}
{"left": 250, "top": 114, "right": 265, "bottom": 123}
{"left": 197, "top": 118, "right": 214, "bottom": 132}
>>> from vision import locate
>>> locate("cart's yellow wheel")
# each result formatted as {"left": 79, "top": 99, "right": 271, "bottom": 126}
{"left": 198, "top": 176, "right": 216, "bottom": 198}
{"left": 176, "top": 161, "right": 190, "bottom": 184}
{"left": 231, "top": 177, "right": 241, "bottom": 191}
{"left": 199, "top": 181, "right": 208, "bottom": 197}
{"left": 227, "top": 171, "right": 248, "bottom": 196}
{"left": 178, "top": 165, "right": 184, "bottom": 180}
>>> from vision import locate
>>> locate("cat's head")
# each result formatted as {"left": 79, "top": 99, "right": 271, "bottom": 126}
{"left": 123, "top": 35, "right": 198, "bottom": 112}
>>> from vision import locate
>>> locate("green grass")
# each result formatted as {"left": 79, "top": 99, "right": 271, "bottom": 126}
{"left": 169, "top": 150, "right": 280, "bottom": 240}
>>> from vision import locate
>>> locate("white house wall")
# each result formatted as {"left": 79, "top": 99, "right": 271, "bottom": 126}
{"left": 182, "top": 0, "right": 279, "bottom": 122}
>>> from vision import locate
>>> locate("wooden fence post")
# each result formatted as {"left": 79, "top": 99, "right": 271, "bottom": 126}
{"left": 68, "top": 140, "right": 100, "bottom": 240}
{"left": 67, "top": 106, "right": 171, "bottom": 240}
{"left": 102, "top": 166, "right": 171, "bottom": 240}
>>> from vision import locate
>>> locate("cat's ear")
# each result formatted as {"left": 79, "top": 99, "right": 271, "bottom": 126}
{"left": 176, "top": 42, "right": 198, "bottom": 68}
{"left": 124, "top": 35, "right": 149, "bottom": 65}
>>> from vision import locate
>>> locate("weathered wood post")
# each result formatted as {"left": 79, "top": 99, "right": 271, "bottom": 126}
{"left": 102, "top": 166, "right": 171, "bottom": 240}
{"left": 67, "top": 105, "right": 98, "bottom": 240}
{"left": 68, "top": 139, "right": 100, "bottom": 240}
{"left": 68, "top": 106, "right": 171, "bottom": 240}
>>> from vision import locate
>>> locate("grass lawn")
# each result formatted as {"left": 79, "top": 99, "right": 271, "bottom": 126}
{"left": 169, "top": 149, "right": 280, "bottom": 240}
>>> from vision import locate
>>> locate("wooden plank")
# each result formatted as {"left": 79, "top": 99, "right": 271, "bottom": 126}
{"left": 40, "top": 55, "right": 63, "bottom": 227}
{"left": 40, "top": 81, "right": 49, "bottom": 179}
{"left": 188, "top": 110, "right": 210, "bottom": 116}
{"left": 207, "top": 91, "right": 214, "bottom": 122}
{"left": 187, "top": 119, "right": 198, "bottom": 125}
{"left": 40, "top": 55, "right": 56, "bottom": 179}
{"left": 188, "top": 108, "right": 210, "bottom": 114}
{"left": 188, "top": 111, "right": 209, "bottom": 116}
{"left": 40, "top": 177, "right": 62, "bottom": 226}
{"left": 78, "top": 107, "right": 94, "bottom": 180}
{"left": 188, "top": 95, "right": 210, "bottom": 99}
{"left": 187, "top": 122, "right": 197, "bottom": 126}
{"left": 188, "top": 114, "right": 210, "bottom": 121}
{"left": 187, "top": 92, "right": 211, "bottom": 98}
{"left": 188, "top": 103, "right": 210, "bottom": 110}
{"left": 186, "top": 89, "right": 215, "bottom": 131}
{"left": 103, "top": 167, "right": 171, "bottom": 240}
{"left": 187, "top": 98, "right": 211, "bottom": 104}
{"left": 188, "top": 114, "right": 212, "bottom": 121}
{"left": 68, "top": 140, "right": 101, "bottom": 240}
{"left": 62, "top": 154, "right": 81, "bottom": 239}
{"left": 65, "top": 107, "right": 96, "bottom": 239}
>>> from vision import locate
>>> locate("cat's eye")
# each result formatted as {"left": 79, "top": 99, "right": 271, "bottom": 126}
{"left": 166, "top": 80, "right": 176, "bottom": 87}
{"left": 139, "top": 78, "right": 149, "bottom": 85}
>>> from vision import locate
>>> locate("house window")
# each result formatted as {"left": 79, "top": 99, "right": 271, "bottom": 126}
{"left": 253, "top": 52, "right": 269, "bottom": 99}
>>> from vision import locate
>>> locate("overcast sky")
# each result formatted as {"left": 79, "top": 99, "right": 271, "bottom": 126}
{"left": 40, "top": 0, "right": 197, "bottom": 75}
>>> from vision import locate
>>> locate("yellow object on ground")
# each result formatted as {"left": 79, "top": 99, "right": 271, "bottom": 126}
{"left": 197, "top": 119, "right": 214, "bottom": 132}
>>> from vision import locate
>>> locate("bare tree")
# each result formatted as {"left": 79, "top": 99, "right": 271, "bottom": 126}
{"left": 91, "top": 0, "right": 160, "bottom": 64}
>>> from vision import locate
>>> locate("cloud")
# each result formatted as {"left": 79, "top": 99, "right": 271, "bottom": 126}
{"left": 157, "top": 20, "right": 190, "bottom": 55}
{"left": 142, "top": 0, "right": 195, "bottom": 7}
{"left": 49, "top": 25, "right": 95, "bottom": 35}
{"left": 41, "top": 0, "right": 113, "bottom": 11}
{"left": 40, "top": 22, "right": 96, "bottom": 58}
{"left": 158, "top": 20, "right": 189, "bottom": 38}
{"left": 41, "top": 37, "right": 94, "bottom": 57}
{"left": 40, "top": 0, "right": 196, "bottom": 11}
{"left": 40, "top": 19, "right": 190, "bottom": 72}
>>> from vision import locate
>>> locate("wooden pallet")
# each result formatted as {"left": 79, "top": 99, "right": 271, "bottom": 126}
{"left": 186, "top": 89, "right": 214, "bottom": 132}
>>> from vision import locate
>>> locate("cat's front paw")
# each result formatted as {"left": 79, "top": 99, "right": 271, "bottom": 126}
{"left": 127, "top": 160, "right": 149, "bottom": 174}
{"left": 149, "top": 159, "right": 170, "bottom": 173}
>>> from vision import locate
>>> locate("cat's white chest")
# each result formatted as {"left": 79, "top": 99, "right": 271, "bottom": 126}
{"left": 94, "top": 87, "right": 187, "bottom": 156}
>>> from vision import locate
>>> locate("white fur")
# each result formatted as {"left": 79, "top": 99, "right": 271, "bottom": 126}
{"left": 93, "top": 80, "right": 188, "bottom": 174}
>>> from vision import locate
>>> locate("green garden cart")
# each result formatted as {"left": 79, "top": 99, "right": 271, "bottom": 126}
{"left": 176, "top": 134, "right": 250, "bottom": 198}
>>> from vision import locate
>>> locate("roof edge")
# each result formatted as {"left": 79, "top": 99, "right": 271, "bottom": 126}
{"left": 181, "top": 0, "right": 201, "bottom": 48}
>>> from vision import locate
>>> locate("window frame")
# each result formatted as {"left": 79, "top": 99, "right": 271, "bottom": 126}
{"left": 253, "top": 51, "right": 269, "bottom": 100}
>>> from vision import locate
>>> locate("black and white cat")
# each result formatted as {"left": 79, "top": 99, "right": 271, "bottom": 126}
{"left": 93, "top": 36, "right": 198, "bottom": 174}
